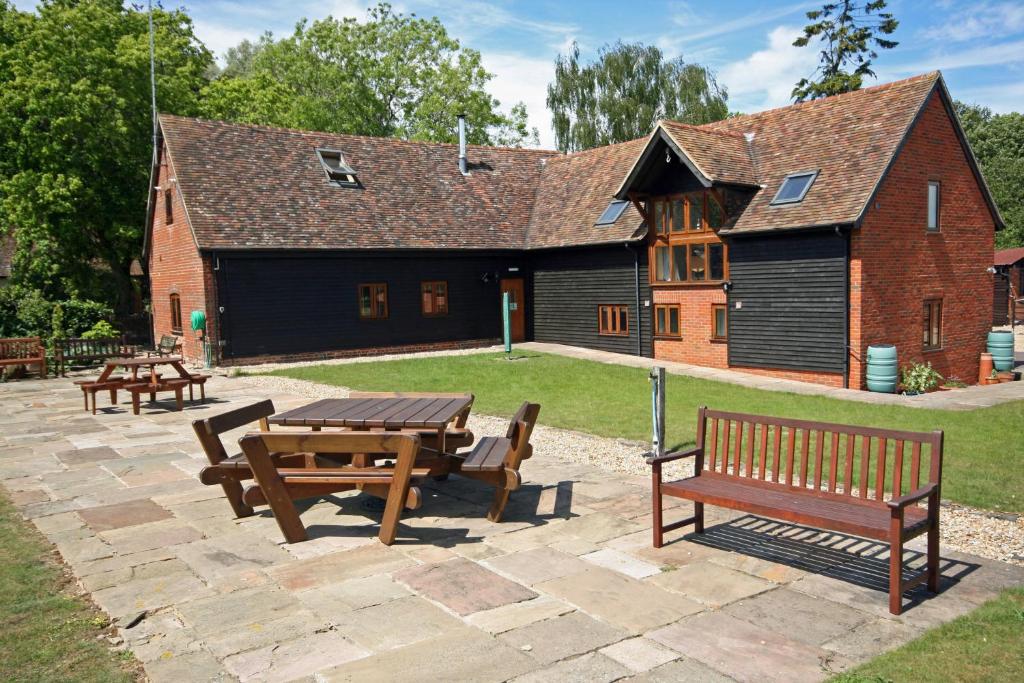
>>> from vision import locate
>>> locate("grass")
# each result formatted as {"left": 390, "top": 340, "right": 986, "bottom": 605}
{"left": 0, "top": 491, "right": 138, "bottom": 682}
{"left": 267, "top": 351, "right": 1024, "bottom": 513}
{"left": 832, "top": 588, "right": 1024, "bottom": 682}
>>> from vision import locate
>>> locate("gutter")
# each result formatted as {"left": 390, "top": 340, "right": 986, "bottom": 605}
{"left": 627, "top": 242, "right": 642, "bottom": 357}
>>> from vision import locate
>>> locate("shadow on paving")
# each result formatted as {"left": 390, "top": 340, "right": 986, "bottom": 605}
{"left": 683, "top": 514, "right": 980, "bottom": 609}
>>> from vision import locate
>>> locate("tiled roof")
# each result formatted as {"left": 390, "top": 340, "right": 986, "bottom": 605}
{"left": 159, "top": 115, "right": 556, "bottom": 251}
{"left": 658, "top": 121, "right": 758, "bottom": 186}
{"left": 702, "top": 72, "right": 942, "bottom": 234}
{"left": 526, "top": 138, "right": 648, "bottom": 249}
{"left": 994, "top": 247, "right": 1024, "bottom": 267}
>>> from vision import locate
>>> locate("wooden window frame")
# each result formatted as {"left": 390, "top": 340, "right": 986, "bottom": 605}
{"left": 927, "top": 181, "right": 940, "bottom": 232}
{"left": 711, "top": 303, "right": 728, "bottom": 341}
{"left": 169, "top": 293, "right": 182, "bottom": 335}
{"left": 654, "top": 304, "right": 681, "bottom": 338}
{"left": 648, "top": 190, "right": 728, "bottom": 286}
{"left": 164, "top": 186, "right": 174, "bottom": 225}
{"left": 358, "top": 283, "right": 389, "bottom": 320}
{"left": 597, "top": 304, "right": 629, "bottom": 337}
{"left": 923, "top": 299, "right": 942, "bottom": 351}
{"left": 421, "top": 280, "right": 448, "bottom": 317}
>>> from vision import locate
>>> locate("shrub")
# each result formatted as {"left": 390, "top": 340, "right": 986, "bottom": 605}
{"left": 60, "top": 299, "right": 114, "bottom": 337}
{"left": 80, "top": 320, "right": 119, "bottom": 340}
{"left": 901, "top": 361, "right": 943, "bottom": 393}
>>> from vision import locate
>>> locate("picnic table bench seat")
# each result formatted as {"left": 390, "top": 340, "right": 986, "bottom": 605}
{"left": 0, "top": 337, "right": 46, "bottom": 378}
{"left": 650, "top": 407, "right": 943, "bottom": 615}
{"left": 124, "top": 378, "right": 190, "bottom": 414}
{"left": 76, "top": 376, "right": 126, "bottom": 414}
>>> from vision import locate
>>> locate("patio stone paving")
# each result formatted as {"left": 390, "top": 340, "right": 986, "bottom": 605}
{"left": 1, "top": 373, "right": 1023, "bottom": 681}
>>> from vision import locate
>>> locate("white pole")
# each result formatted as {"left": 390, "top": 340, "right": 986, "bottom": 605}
{"left": 148, "top": 0, "right": 158, "bottom": 158}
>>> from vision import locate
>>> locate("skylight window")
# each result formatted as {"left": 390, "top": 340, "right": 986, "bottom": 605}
{"left": 770, "top": 170, "right": 818, "bottom": 205}
{"left": 595, "top": 199, "right": 629, "bottom": 226}
{"left": 316, "top": 148, "right": 359, "bottom": 186}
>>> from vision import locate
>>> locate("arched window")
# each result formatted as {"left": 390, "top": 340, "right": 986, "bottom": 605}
{"left": 169, "top": 293, "right": 182, "bottom": 335}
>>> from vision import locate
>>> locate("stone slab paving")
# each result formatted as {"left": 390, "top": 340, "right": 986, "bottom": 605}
{"left": 1, "top": 374, "right": 1023, "bottom": 682}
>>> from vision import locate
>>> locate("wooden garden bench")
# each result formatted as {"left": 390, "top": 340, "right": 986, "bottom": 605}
{"left": 146, "top": 334, "right": 180, "bottom": 357}
{"left": 54, "top": 337, "right": 134, "bottom": 376}
{"left": 649, "top": 407, "right": 943, "bottom": 615}
{"left": 0, "top": 337, "right": 46, "bottom": 378}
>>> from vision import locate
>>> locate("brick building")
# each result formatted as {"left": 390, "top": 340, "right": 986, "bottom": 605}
{"left": 144, "top": 71, "right": 1002, "bottom": 388}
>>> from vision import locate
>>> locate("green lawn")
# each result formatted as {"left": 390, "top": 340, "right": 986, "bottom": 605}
{"left": 0, "top": 491, "right": 138, "bottom": 682}
{"left": 832, "top": 588, "right": 1024, "bottom": 682}
{"left": 268, "top": 351, "right": 1024, "bottom": 513}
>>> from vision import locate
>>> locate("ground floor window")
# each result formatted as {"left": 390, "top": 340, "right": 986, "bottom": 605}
{"left": 712, "top": 303, "right": 727, "bottom": 340}
{"left": 598, "top": 304, "right": 628, "bottom": 336}
{"left": 923, "top": 299, "right": 942, "bottom": 350}
{"left": 654, "top": 304, "right": 680, "bottom": 337}
{"left": 421, "top": 281, "right": 448, "bottom": 316}
{"left": 359, "top": 283, "right": 388, "bottom": 319}
{"left": 169, "top": 293, "right": 182, "bottom": 335}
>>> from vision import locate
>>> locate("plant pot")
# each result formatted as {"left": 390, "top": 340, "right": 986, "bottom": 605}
{"left": 997, "top": 372, "right": 1015, "bottom": 383}
{"left": 981, "top": 377, "right": 998, "bottom": 385}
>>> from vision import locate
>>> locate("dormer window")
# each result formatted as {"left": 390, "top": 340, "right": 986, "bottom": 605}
{"left": 316, "top": 148, "right": 359, "bottom": 187}
{"left": 771, "top": 170, "right": 818, "bottom": 205}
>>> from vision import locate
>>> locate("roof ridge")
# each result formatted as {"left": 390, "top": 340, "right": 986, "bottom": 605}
{"left": 158, "top": 113, "right": 560, "bottom": 156}
{"left": 660, "top": 119, "right": 747, "bottom": 140}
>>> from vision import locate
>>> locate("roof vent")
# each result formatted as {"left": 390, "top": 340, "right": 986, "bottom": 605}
{"left": 743, "top": 132, "right": 755, "bottom": 143}
{"left": 458, "top": 114, "right": 468, "bottom": 175}
{"left": 316, "top": 148, "right": 359, "bottom": 187}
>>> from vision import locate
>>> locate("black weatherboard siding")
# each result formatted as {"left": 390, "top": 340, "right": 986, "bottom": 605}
{"left": 215, "top": 252, "right": 515, "bottom": 358}
{"left": 531, "top": 245, "right": 652, "bottom": 357}
{"left": 727, "top": 230, "right": 847, "bottom": 374}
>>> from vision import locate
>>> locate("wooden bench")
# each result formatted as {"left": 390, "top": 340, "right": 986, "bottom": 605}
{"left": 0, "top": 337, "right": 46, "bottom": 379}
{"left": 187, "top": 373, "right": 211, "bottom": 403}
{"left": 650, "top": 407, "right": 943, "bottom": 615}
{"left": 75, "top": 376, "right": 126, "bottom": 414}
{"left": 146, "top": 334, "right": 180, "bottom": 357}
{"left": 124, "top": 378, "right": 190, "bottom": 414}
{"left": 54, "top": 337, "right": 134, "bottom": 377}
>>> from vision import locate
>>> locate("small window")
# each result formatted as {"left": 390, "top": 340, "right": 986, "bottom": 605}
{"left": 421, "top": 281, "right": 448, "bottom": 316}
{"left": 169, "top": 293, "right": 182, "bottom": 335}
{"left": 927, "top": 181, "right": 940, "bottom": 232}
{"left": 690, "top": 243, "right": 706, "bottom": 281}
{"left": 652, "top": 200, "right": 666, "bottom": 235}
{"left": 654, "top": 304, "right": 680, "bottom": 337}
{"left": 164, "top": 186, "right": 174, "bottom": 224}
{"left": 358, "top": 283, "right": 388, "bottom": 319}
{"left": 596, "top": 200, "right": 629, "bottom": 226}
{"left": 771, "top": 170, "right": 818, "bottom": 205}
{"left": 317, "top": 148, "right": 359, "bottom": 186}
{"left": 712, "top": 303, "right": 727, "bottom": 340}
{"left": 708, "top": 243, "right": 725, "bottom": 281}
{"left": 687, "top": 193, "right": 704, "bottom": 230}
{"left": 598, "top": 304, "right": 628, "bottom": 336}
{"left": 923, "top": 299, "right": 942, "bottom": 350}
{"left": 670, "top": 199, "right": 684, "bottom": 232}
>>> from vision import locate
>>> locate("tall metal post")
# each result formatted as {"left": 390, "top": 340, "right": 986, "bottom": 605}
{"left": 649, "top": 366, "right": 665, "bottom": 458}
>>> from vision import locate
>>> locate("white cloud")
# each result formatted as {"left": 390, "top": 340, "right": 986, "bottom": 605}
{"left": 921, "top": 1, "right": 1024, "bottom": 43}
{"left": 889, "top": 39, "right": 1024, "bottom": 75}
{"left": 718, "top": 24, "right": 818, "bottom": 113}
{"left": 668, "top": 1, "right": 812, "bottom": 44}
{"left": 480, "top": 51, "right": 556, "bottom": 149}
{"left": 192, "top": 18, "right": 260, "bottom": 62}
{"left": 951, "top": 79, "right": 1024, "bottom": 113}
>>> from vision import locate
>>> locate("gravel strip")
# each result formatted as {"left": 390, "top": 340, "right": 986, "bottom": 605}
{"left": 225, "top": 344, "right": 504, "bottom": 375}
{"left": 240, "top": 374, "right": 1024, "bottom": 567}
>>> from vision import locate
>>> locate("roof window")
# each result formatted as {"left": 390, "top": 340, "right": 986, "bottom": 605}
{"left": 316, "top": 148, "right": 359, "bottom": 186}
{"left": 771, "top": 170, "right": 818, "bottom": 205}
{"left": 595, "top": 199, "right": 629, "bottom": 226}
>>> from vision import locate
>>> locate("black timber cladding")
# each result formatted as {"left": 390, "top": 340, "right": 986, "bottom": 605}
{"left": 531, "top": 245, "right": 652, "bottom": 357}
{"left": 727, "top": 230, "right": 847, "bottom": 373}
{"left": 215, "top": 251, "right": 517, "bottom": 358}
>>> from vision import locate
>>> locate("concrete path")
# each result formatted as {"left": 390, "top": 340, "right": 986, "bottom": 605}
{"left": 1, "top": 375, "right": 1022, "bottom": 682}
{"left": 519, "top": 342, "right": 1024, "bottom": 411}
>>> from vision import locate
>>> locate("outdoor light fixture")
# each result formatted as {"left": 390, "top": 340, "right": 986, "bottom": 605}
{"left": 987, "top": 266, "right": 997, "bottom": 274}
{"left": 722, "top": 280, "right": 732, "bottom": 292}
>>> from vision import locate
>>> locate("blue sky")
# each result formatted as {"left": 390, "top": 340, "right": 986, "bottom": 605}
{"left": 15, "top": 1, "right": 1024, "bottom": 147}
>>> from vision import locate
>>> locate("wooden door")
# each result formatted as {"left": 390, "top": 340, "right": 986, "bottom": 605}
{"left": 499, "top": 278, "right": 525, "bottom": 343}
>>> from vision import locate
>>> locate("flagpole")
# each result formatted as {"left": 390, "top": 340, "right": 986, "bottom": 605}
{"left": 148, "top": 0, "right": 158, "bottom": 158}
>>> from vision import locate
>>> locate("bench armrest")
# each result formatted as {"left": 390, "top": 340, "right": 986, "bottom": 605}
{"left": 646, "top": 446, "right": 702, "bottom": 466}
{"left": 886, "top": 483, "right": 938, "bottom": 511}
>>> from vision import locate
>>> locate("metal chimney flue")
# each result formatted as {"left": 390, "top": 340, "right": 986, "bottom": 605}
{"left": 457, "top": 114, "right": 468, "bottom": 175}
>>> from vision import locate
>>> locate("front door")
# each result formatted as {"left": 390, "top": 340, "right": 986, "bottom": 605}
{"left": 499, "top": 278, "right": 525, "bottom": 342}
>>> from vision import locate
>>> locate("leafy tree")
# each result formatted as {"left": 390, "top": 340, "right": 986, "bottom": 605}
{"left": 956, "top": 102, "right": 1024, "bottom": 248}
{"left": 199, "top": 3, "right": 536, "bottom": 146}
{"left": 0, "top": 0, "right": 211, "bottom": 309}
{"left": 546, "top": 41, "right": 728, "bottom": 152}
{"left": 792, "top": 1, "right": 899, "bottom": 102}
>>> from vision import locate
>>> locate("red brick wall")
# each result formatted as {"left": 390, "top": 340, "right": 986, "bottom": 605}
{"left": 651, "top": 286, "right": 728, "bottom": 367}
{"left": 850, "top": 91, "right": 996, "bottom": 388}
{"left": 147, "top": 142, "right": 215, "bottom": 364}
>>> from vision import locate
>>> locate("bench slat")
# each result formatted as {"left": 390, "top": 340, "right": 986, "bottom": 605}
{"left": 461, "top": 436, "right": 512, "bottom": 472}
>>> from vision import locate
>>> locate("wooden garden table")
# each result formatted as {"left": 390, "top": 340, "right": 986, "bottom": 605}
{"left": 96, "top": 356, "right": 192, "bottom": 386}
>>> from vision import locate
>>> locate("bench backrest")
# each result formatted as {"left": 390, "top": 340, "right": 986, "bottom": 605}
{"left": 158, "top": 335, "right": 179, "bottom": 351}
{"left": 507, "top": 401, "right": 541, "bottom": 460}
{"left": 348, "top": 391, "right": 475, "bottom": 428}
{"left": 55, "top": 337, "right": 128, "bottom": 358}
{"left": 0, "top": 337, "right": 44, "bottom": 360}
{"left": 192, "top": 400, "right": 275, "bottom": 466}
{"left": 695, "top": 407, "right": 943, "bottom": 503}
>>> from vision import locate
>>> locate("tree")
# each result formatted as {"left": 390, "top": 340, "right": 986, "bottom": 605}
{"left": 956, "top": 102, "right": 1024, "bottom": 248}
{"left": 546, "top": 41, "right": 728, "bottom": 153}
{"left": 199, "top": 3, "right": 537, "bottom": 147}
{"left": 791, "top": 1, "right": 899, "bottom": 102}
{"left": 0, "top": 0, "right": 211, "bottom": 308}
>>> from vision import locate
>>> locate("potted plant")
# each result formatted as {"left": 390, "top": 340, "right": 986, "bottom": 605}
{"left": 900, "top": 361, "right": 943, "bottom": 395}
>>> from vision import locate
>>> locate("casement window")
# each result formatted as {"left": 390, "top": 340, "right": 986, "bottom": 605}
{"left": 164, "top": 187, "right": 174, "bottom": 225}
{"left": 598, "top": 304, "right": 629, "bottom": 336}
{"left": 169, "top": 293, "right": 182, "bottom": 335}
{"left": 927, "top": 181, "right": 940, "bottom": 232}
{"left": 654, "top": 304, "right": 680, "bottom": 337}
{"left": 421, "top": 281, "right": 448, "bottom": 316}
{"left": 316, "top": 148, "right": 359, "bottom": 186}
{"left": 923, "top": 299, "right": 942, "bottom": 350}
{"left": 358, "top": 283, "right": 388, "bottom": 319}
{"left": 649, "top": 191, "right": 727, "bottom": 284}
{"left": 711, "top": 303, "right": 728, "bottom": 340}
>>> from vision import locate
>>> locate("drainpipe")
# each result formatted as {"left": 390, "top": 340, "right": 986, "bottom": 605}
{"left": 839, "top": 225, "right": 850, "bottom": 389}
{"left": 627, "top": 242, "right": 642, "bottom": 356}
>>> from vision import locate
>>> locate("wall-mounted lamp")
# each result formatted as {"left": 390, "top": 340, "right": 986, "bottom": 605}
{"left": 722, "top": 280, "right": 733, "bottom": 293}
{"left": 987, "top": 266, "right": 998, "bottom": 274}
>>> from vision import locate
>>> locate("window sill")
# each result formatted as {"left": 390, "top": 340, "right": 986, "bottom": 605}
{"left": 923, "top": 346, "right": 943, "bottom": 353}
{"left": 653, "top": 334, "right": 682, "bottom": 340}
{"left": 650, "top": 281, "right": 727, "bottom": 288}
{"left": 598, "top": 333, "right": 629, "bottom": 338}
{"left": 709, "top": 338, "right": 727, "bottom": 344}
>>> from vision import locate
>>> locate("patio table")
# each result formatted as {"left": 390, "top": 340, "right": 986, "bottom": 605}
{"left": 96, "top": 355, "right": 192, "bottom": 386}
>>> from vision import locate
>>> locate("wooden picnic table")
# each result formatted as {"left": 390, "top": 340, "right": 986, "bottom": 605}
{"left": 96, "top": 355, "right": 192, "bottom": 387}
